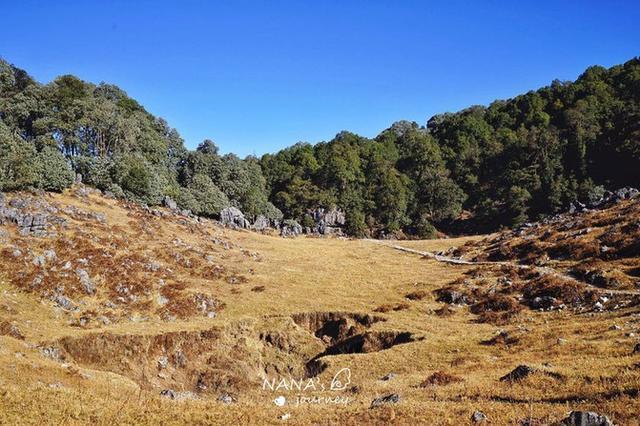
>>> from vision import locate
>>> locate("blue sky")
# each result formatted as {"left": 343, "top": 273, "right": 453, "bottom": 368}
{"left": 1, "top": 1, "right": 639, "bottom": 156}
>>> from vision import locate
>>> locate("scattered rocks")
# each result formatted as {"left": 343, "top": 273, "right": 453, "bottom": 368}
{"left": 571, "top": 186, "right": 639, "bottom": 213}
{"left": 379, "top": 373, "right": 396, "bottom": 381}
{"left": 471, "top": 410, "right": 488, "bottom": 423}
{"left": 561, "top": 411, "right": 613, "bottom": 426}
{"left": 530, "top": 295, "right": 557, "bottom": 310}
{"left": 370, "top": 393, "right": 400, "bottom": 408}
{"left": 633, "top": 343, "right": 640, "bottom": 354}
{"left": 40, "top": 346, "right": 63, "bottom": 361}
{"left": 435, "top": 288, "right": 468, "bottom": 305}
{"left": 0, "top": 196, "right": 66, "bottom": 236}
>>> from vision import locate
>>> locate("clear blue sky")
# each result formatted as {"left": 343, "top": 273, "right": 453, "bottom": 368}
{"left": 1, "top": 1, "right": 638, "bottom": 156}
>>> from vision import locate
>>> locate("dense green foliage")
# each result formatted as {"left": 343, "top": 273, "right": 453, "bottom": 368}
{"left": 0, "top": 59, "right": 280, "bottom": 221}
{"left": 1, "top": 57, "right": 639, "bottom": 236}
{"left": 260, "top": 59, "right": 640, "bottom": 235}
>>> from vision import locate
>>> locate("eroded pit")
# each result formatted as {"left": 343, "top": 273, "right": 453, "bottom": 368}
{"left": 315, "top": 330, "right": 417, "bottom": 357}
{"left": 290, "top": 311, "right": 385, "bottom": 344}
{"left": 289, "top": 312, "right": 421, "bottom": 377}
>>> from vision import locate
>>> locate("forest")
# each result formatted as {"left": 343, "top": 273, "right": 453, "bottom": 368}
{"left": 1, "top": 57, "right": 639, "bottom": 237}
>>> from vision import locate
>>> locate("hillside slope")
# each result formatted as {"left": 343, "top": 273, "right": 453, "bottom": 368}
{"left": 0, "top": 187, "right": 639, "bottom": 424}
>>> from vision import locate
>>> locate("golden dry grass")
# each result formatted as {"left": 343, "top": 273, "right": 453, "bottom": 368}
{"left": 0, "top": 189, "right": 639, "bottom": 425}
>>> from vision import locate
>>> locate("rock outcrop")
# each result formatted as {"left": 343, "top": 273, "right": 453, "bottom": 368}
{"left": 280, "top": 220, "right": 303, "bottom": 237}
{"left": 0, "top": 194, "right": 66, "bottom": 237}
{"left": 308, "top": 207, "right": 346, "bottom": 235}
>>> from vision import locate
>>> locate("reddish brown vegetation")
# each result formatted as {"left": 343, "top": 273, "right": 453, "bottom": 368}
{"left": 420, "top": 371, "right": 463, "bottom": 387}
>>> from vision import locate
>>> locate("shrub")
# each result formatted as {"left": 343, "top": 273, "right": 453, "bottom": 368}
{"left": 173, "top": 187, "right": 201, "bottom": 213}
{"left": 36, "top": 147, "right": 74, "bottom": 192}
{"left": 0, "top": 130, "right": 39, "bottom": 190}
{"left": 189, "top": 174, "right": 229, "bottom": 217}
{"left": 113, "top": 154, "right": 162, "bottom": 205}
{"left": 345, "top": 209, "right": 367, "bottom": 237}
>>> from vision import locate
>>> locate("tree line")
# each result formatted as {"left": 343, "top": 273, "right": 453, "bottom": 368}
{"left": 1, "top": 57, "right": 639, "bottom": 237}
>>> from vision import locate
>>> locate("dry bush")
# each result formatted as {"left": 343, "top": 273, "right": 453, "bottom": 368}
{"left": 420, "top": 371, "right": 463, "bottom": 387}
{"left": 521, "top": 275, "right": 597, "bottom": 308}
{"left": 434, "top": 306, "right": 456, "bottom": 317}
{"left": 0, "top": 321, "right": 25, "bottom": 340}
{"left": 373, "top": 303, "right": 410, "bottom": 313}
{"left": 548, "top": 238, "right": 601, "bottom": 260}
{"left": 470, "top": 294, "right": 521, "bottom": 315}
{"left": 405, "top": 290, "right": 429, "bottom": 301}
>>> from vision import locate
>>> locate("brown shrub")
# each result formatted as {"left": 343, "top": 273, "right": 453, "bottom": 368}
{"left": 521, "top": 275, "right": 597, "bottom": 307}
{"left": 549, "top": 239, "right": 600, "bottom": 260}
{"left": 470, "top": 294, "right": 521, "bottom": 315}
{"left": 434, "top": 306, "right": 456, "bottom": 317}
{"left": 0, "top": 321, "right": 24, "bottom": 340}
{"left": 374, "top": 303, "right": 410, "bottom": 313}
{"left": 420, "top": 371, "right": 463, "bottom": 387}
{"left": 405, "top": 290, "right": 429, "bottom": 301}
{"left": 476, "top": 310, "right": 521, "bottom": 325}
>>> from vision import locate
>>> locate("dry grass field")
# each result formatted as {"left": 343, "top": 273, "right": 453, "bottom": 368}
{"left": 0, "top": 188, "right": 639, "bottom": 425}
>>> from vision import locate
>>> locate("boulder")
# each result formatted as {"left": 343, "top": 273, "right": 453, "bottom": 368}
{"left": 52, "top": 294, "right": 76, "bottom": 311}
{"left": 471, "top": 411, "right": 487, "bottom": 423}
{"left": 309, "top": 207, "right": 346, "bottom": 235}
{"left": 220, "top": 207, "right": 250, "bottom": 228}
{"left": 436, "top": 289, "right": 468, "bottom": 305}
{"left": 217, "top": 394, "right": 235, "bottom": 404}
{"left": 76, "top": 269, "right": 96, "bottom": 295}
{"left": 530, "top": 295, "right": 557, "bottom": 310}
{"left": 252, "top": 215, "right": 270, "bottom": 231}
{"left": 280, "top": 220, "right": 303, "bottom": 238}
{"left": 370, "top": 393, "right": 400, "bottom": 408}
{"left": 380, "top": 373, "right": 396, "bottom": 381}
{"left": 499, "top": 365, "right": 536, "bottom": 382}
{"left": 163, "top": 196, "right": 178, "bottom": 210}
